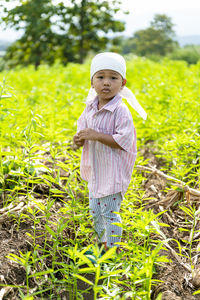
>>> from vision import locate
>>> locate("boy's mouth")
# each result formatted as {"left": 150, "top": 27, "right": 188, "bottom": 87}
{"left": 102, "top": 88, "right": 111, "bottom": 93}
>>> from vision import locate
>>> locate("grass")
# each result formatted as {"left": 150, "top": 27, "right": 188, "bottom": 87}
{"left": 0, "top": 56, "right": 200, "bottom": 299}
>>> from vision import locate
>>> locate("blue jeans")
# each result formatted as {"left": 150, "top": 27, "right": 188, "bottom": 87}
{"left": 89, "top": 192, "right": 122, "bottom": 248}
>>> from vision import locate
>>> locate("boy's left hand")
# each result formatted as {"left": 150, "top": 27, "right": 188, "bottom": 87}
{"left": 78, "top": 129, "right": 99, "bottom": 141}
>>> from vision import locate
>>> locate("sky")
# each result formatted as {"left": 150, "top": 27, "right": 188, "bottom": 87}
{"left": 0, "top": 0, "right": 200, "bottom": 41}
{"left": 118, "top": 0, "right": 200, "bottom": 37}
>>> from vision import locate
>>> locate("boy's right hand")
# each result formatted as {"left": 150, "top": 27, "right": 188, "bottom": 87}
{"left": 73, "top": 133, "right": 85, "bottom": 148}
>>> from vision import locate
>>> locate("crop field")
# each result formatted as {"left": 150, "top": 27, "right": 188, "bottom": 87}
{"left": 0, "top": 57, "right": 200, "bottom": 299}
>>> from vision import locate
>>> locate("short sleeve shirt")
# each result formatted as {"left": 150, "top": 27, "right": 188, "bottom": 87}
{"left": 77, "top": 94, "right": 137, "bottom": 198}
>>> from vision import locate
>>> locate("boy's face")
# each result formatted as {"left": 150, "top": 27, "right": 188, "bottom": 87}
{"left": 91, "top": 69, "right": 126, "bottom": 103}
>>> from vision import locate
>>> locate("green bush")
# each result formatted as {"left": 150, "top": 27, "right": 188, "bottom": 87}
{"left": 169, "top": 45, "right": 200, "bottom": 64}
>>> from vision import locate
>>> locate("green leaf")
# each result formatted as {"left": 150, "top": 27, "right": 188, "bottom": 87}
{"left": 76, "top": 252, "right": 94, "bottom": 266}
{"left": 0, "top": 151, "right": 15, "bottom": 156}
{"left": 180, "top": 206, "right": 194, "bottom": 218}
{"left": 78, "top": 267, "right": 96, "bottom": 273}
{"left": 50, "top": 188, "right": 65, "bottom": 194}
{"left": 97, "top": 246, "right": 116, "bottom": 264}
{"left": 193, "top": 289, "right": 200, "bottom": 295}
{"left": 99, "top": 269, "right": 124, "bottom": 280}
{"left": 73, "top": 274, "right": 93, "bottom": 286}
{"left": 6, "top": 253, "right": 25, "bottom": 265}
{"left": 29, "top": 269, "right": 54, "bottom": 278}
{"left": 45, "top": 224, "right": 56, "bottom": 238}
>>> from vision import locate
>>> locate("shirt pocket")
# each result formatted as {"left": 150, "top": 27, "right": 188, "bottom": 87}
{"left": 96, "top": 126, "right": 114, "bottom": 135}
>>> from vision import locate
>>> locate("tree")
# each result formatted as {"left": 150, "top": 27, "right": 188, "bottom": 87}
{"left": 1, "top": 0, "right": 59, "bottom": 69}
{"left": 150, "top": 14, "right": 175, "bottom": 39}
{"left": 133, "top": 27, "right": 176, "bottom": 56}
{"left": 56, "top": 0, "right": 125, "bottom": 63}
{"left": 123, "top": 14, "right": 178, "bottom": 57}
{"left": 0, "top": 0, "right": 126, "bottom": 68}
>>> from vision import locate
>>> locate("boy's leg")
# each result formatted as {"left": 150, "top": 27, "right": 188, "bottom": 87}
{"left": 101, "top": 193, "right": 122, "bottom": 248}
{"left": 89, "top": 194, "right": 106, "bottom": 243}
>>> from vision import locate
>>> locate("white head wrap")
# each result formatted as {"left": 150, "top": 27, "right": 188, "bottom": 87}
{"left": 87, "top": 52, "right": 147, "bottom": 120}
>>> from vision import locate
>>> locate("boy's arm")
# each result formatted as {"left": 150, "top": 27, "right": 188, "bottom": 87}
{"left": 97, "top": 132, "right": 123, "bottom": 149}
{"left": 78, "top": 128, "right": 123, "bottom": 150}
{"left": 78, "top": 105, "right": 135, "bottom": 151}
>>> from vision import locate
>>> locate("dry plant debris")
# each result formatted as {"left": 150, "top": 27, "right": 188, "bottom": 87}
{"left": 136, "top": 162, "right": 200, "bottom": 300}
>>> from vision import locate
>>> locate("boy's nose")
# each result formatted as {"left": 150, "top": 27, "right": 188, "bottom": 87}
{"left": 103, "top": 78, "right": 110, "bottom": 85}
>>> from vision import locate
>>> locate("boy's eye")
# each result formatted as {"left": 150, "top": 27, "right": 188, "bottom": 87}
{"left": 97, "top": 76, "right": 104, "bottom": 79}
{"left": 112, "top": 77, "right": 117, "bottom": 80}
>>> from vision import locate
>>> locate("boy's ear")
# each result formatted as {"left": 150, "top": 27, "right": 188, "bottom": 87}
{"left": 122, "top": 79, "right": 127, "bottom": 87}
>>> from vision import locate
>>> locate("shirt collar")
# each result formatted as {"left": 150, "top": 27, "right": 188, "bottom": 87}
{"left": 89, "top": 94, "right": 122, "bottom": 113}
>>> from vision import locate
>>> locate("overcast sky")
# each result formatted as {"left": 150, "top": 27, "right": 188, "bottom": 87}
{"left": 0, "top": 0, "right": 200, "bottom": 41}
{"left": 119, "top": 0, "right": 200, "bottom": 37}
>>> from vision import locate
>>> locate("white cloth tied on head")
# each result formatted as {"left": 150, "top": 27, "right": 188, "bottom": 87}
{"left": 87, "top": 52, "right": 147, "bottom": 120}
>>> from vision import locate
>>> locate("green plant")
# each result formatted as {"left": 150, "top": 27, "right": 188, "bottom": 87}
{"left": 0, "top": 56, "right": 199, "bottom": 298}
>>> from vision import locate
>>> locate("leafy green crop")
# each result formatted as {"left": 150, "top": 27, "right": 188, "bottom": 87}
{"left": 0, "top": 56, "right": 199, "bottom": 299}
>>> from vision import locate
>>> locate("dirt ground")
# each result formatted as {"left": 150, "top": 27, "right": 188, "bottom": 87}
{"left": 0, "top": 146, "right": 200, "bottom": 299}
{"left": 0, "top": 202, "right": 96, "bottom": 300}
{"left": 140, "top": 146, "right": 200, "bottom": 300}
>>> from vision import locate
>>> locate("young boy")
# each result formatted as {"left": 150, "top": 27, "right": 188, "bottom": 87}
{"left": 73, "top": 52, "right": 146, "bottom": 251}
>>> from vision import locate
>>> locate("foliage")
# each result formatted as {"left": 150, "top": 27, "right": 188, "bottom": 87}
{"left": 0, "top": 56, "right": 199, "bottom": 193}
{"left": 1, "top": 0, "right": 59, "bottom": 69}
{"left": 0, "top": 57, "right": 200, "bottom": 298}
{"left": 169, "top": 45, "right": 200, "bottom": 64}
{"left": 0, "top": 0, "right": 125, "bottom": 68}
{"left": 121, "top": 14, "right": 178, "bottom": 57}
{"left": 57, "top": 0, "right": 125, "bottom": 63}
{"left": 134, "top": 27, "right": 175, "bottom": 56}
{"left": 150, "top": 14, "right": 176, "bottom": 40}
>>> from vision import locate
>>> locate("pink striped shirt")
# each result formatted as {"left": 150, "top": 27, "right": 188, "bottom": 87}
{"left": 77, "top": 94, "right": 137, "bottom": 198}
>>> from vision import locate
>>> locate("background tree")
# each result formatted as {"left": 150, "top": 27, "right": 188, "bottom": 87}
{"left": 0, "top": 0, "right": 125, "bottom": 68}
{"left": 133, "top": 27, "right": 176, "bottom": 56}
{"left": 121, "top": 14, "right": 178, "bottom": 57}
{"left": 1, "top": 0, "right": 59, "bottom": 69}
{"left": 55, "top": 0, "right": 125, "bottom": 63}
{"left": 150, "top": 14, "right": 176, "bottom": 39}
